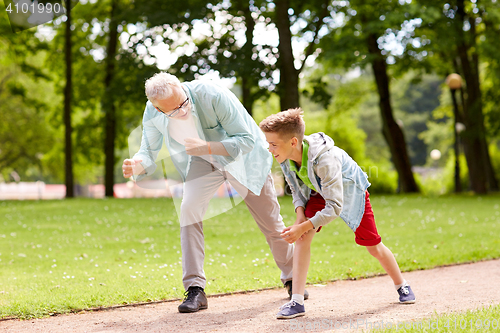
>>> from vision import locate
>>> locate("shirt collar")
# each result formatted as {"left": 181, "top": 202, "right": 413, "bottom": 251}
{"left": 289, "top": 141, "right": 309, "bottom": 172}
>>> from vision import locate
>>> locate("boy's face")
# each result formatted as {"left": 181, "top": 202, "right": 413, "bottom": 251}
{"left": 264, "top": 132, "right": 296, "bottom": 164}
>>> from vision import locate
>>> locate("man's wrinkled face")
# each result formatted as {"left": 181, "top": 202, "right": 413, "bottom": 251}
{"left": 153, "top": 85, "right": 191, "bottom": 120}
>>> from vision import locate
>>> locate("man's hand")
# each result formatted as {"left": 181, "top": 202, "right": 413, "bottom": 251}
{"left": 122, "top": 158, "right": 143, "bottom": 178}
{"left": 185, "top": 138, "right": 209, "bottom": 156}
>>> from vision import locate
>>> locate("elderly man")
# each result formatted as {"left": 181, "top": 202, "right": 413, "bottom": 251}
{"left": 122, "top": 73, "right": 305, "bottom": 313}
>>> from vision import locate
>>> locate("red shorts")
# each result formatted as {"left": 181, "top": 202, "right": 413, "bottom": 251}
{"left": 304, "top": 191, "right": 382, "bottom": 246}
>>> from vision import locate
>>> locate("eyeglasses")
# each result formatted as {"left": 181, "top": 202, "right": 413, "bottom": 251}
{"left": 154, "top": 91, "right": 190, "bottom": 118}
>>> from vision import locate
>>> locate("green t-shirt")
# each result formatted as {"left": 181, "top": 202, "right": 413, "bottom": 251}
{"left": 289, "top": 140, "right": 316, "bottom": 192}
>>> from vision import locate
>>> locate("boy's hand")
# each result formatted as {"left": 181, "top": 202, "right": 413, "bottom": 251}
{"left": 281, "top": 221, "right": 313, "bottom": 244}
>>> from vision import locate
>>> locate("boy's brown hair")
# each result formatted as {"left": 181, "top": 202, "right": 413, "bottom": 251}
{"left": 259, "top": 108, "right": 306, "bottom": 142}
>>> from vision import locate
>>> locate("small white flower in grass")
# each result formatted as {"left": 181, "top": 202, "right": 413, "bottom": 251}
{"left": 131, "top": 276, "right": 136, "bottom": 279}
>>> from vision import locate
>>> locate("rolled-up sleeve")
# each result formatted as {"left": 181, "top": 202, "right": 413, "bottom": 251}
{"left": 213, "top": 90, "right": 255, "bottom": 159}
{"left": 132, "top": 107, "right": 163, "bottom": 181}
{"left": 309, "top": 154, "right": 343, "bottom": 229}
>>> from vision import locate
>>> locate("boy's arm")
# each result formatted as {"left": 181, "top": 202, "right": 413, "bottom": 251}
{"left": 281, "top": 207, "right": 314, "bottom": 244}
{"left": 308, "top": 153, "right": 343, "bottom": 230}
{"left": 283, "top": 171, "right": 306, "bottom": 211}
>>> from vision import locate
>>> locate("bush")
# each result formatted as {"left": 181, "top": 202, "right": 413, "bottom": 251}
{"left": 360, "top": 158, "right": 398, "bottom": 194}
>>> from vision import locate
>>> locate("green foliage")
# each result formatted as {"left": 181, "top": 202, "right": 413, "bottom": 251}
{"left": 420, "top": 154, "right": 469, "bottom": 196}
{"left": 419, "top": 140, "right": 500, "bottom": 196}
{"left": 393, "top": 74, "right": 444, "bottom": 166}
{"left": 363, "top": 159, "right": 398, "bottom": 194}
{"left": 0, "top": 20, "right": 59, "bottom": 183}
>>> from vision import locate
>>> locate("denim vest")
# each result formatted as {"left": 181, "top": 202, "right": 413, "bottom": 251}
{"left": 280, "top": 133, "right": 370, "bottom": 231}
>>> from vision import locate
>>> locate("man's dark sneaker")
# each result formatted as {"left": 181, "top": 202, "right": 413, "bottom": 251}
{"left": 397, "top": 283, "right": 416, "bottom": 304}
{"left": 178, "top": 286, "right": 208, "bottom": 313}
{"left": 276, "top": 301, "right": 306, "bottom": 319}
{"left": 284, "top": 280, "right": 309, "bottom": 300}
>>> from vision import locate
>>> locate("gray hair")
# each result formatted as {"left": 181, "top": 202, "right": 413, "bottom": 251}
{"left": 145, "top": 72, "right": 181, "bottom": 103}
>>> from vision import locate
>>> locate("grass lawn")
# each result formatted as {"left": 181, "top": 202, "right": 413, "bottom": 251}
{"left": 0, "top": 194, "right": 499, "bottom": 319}
{"left": 379, "top": 304, "right": 500, "bottom": 332}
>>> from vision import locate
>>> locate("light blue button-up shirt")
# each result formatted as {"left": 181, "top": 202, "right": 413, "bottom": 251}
{"left": 132, "top": 80, "right": 272, "bottom": 196}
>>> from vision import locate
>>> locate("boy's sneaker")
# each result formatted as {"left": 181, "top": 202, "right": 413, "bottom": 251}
{"left": 284, "top": 281, "right": 309, "bottom": 300}
{"left": 276, "top": 301, "right": 305, "bottom": 319}
{"left": 397, "top": 283, "right": 416, "bottom": 304}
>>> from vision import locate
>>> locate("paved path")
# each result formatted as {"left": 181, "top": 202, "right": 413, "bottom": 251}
{"left": 1, "top": 259, "right": 499, "bottom": 332}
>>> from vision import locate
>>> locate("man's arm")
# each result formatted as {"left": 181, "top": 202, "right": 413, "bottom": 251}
{"left": 212, "top": 87, "right": 255, "bottom": 159}
{"left": 130, "top": 104, "right": 164, "bottom": 180}
{"left": 183, "top": 138, "right": 230, "bottom": 156}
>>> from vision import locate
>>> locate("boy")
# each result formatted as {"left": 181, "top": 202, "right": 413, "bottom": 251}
{"left": 259, "top": 108, "right": 416, "bottom": 319}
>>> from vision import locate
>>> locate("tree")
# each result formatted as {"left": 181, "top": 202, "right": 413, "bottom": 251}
{"left": 44, "top": 0, "right": 157, "bottom": 190}
{"left": 0, "top": 14, "right": 56, "bottom": 182}
{"left": 64, "top": 0, "right": 74, "bottom": 197}
{"left": 408, "top": 0, "right": 499, "bottom": 193}
{"left": 103, "top": 0, "right": 120, "bottom": 197}
{"left": 319, "top": 0, "right": 420, "bottom": 193}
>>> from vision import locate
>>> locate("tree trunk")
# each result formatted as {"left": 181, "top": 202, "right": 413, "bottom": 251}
{"left": 104, "top": 0, "right": 119, "bottom": 197}
{"left": 450, "top": 88, "right": 462, "bottom": 193}
{"left": 241, "top": 3, "right": 255, "bottom": 116}
{"left": 64, "top": 0, "right": 74, "bottom": 198}
{"left": 275, "top": 0, "right": 300, "bottom": 110}
{"left": 367, "top": 33, "right": 419, "bottom": 193}
{"left": 454, "top": 0, "right": 495, "bottom": 193}
{"left": 241, "top": 76, "right": 253, "bottom": 116}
